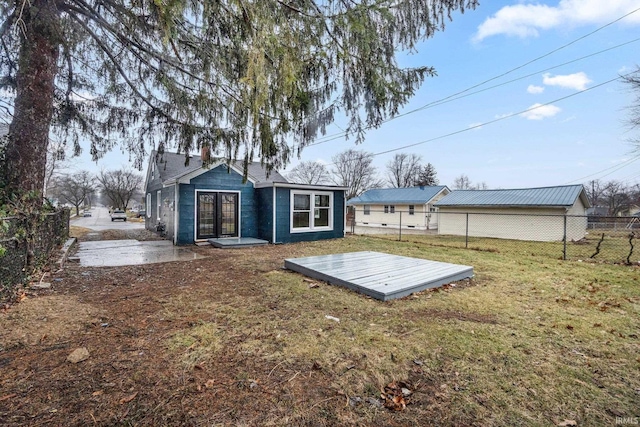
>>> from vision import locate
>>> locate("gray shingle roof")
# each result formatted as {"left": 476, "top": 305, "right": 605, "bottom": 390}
{"left": 154, "top": 151, "right": 287, "bottom": 184}
{"left": 434, "top": 185, "right": 590, "bottom": 208}
{"left": 347, "top": 186, "right": 449, "bottom": 205}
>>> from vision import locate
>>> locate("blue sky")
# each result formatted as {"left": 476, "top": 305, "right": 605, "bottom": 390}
{"left": 73, "top": 0, "right": 640, "bottom": 190}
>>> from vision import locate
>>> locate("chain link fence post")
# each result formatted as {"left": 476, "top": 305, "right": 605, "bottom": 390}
{"left": 465, "top": 213, "right": 469, "bottom": 248}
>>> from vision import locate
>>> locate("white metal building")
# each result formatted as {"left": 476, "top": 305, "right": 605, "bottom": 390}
{"left": 434, "top": 185, "right": 591, "bottom": 242}
{"left": 347, "top": 186, "right": 450, "bottom": 230}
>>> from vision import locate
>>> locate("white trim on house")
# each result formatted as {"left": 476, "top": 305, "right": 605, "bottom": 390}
{"left": 174, "top": 184, "right": 179, "bottom": 245}
{"left": 193, "top": 188, "right": 242, "bottom": 242}
{"left": 255, "top": 181, "right": 348, "bottom": 191}
{"left": 146, "top": 193, "right": 151, "bottom": 218}
{"left": 272, "top": 186, "right": 277, "bottom": 243}
{"left": 290, "top": 190, "right": 334, "bottom": 234}
{"left": 167, "top": 162, "right": 257, "bottom": 185}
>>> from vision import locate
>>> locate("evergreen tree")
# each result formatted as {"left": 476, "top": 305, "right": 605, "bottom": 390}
{"left": 0, "top": 0, "right": 477, "bottom": 204}
{"left": 416, "top": 163, "right": 439, "bottom": 186}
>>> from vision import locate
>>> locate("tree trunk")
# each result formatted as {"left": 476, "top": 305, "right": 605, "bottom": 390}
{"left": 3, "top": 0, "right": 60, "bottom": 201}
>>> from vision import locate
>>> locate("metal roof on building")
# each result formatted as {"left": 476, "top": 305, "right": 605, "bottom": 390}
{"left": 347, "top": 186, "right": 449, "bottom": 205}
{"left": 154, "top": 151, "right": 286, "bottom": 184}
{"left": 434, "top": 184, "right": 590, "bottom": 208}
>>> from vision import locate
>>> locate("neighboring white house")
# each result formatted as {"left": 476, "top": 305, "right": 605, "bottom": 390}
{"left": 347, "top": 186, "right": 450, "bottom": 230}
{"left": 434, "top": 184, "right": 591, "bottom": 242}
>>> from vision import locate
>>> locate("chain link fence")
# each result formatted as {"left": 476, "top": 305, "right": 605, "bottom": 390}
{"left": 0, "top": 209, "right": 70, "bottom": 301}
{"left": 347, "top": 207, "right": 639, "bottom": 264}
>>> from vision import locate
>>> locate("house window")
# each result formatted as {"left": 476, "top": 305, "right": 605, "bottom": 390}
{"left": 384, "top": 205, "right": 389, "bottom": 213}
{"left": 409, "top": 205, "right": 415, "bottom": 215}
{"left": 157, "top": 190, "right": 161, "bottom": 221}
{"left": 390, "top": 205, "right": 395, "bottom": 214}
{"left": 146, "top": 193, "right": 151, "bottom": 218}
{"left": 291, "top": 191, "right": 333, "bottom": 232}
{"left": 363, "top": 205, "right": 370, "bottom": 215}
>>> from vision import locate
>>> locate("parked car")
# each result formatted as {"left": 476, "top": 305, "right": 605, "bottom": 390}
{"left": 82, "top": 210, "right": 92, "bottom": 217}
{"left": 135, "top": 210, "right": 146, "bottom": 218}
{"left": 111, "top": 209, "right": 127, "bottom": 222}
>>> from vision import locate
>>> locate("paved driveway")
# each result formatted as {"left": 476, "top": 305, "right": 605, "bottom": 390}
{"left": 72, "top": 206, "right": 145, "bottom": 231}
{"left": 74, "top": 240, "right": 206, "bottom": 267}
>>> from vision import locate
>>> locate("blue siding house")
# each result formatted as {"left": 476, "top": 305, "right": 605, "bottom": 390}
{"left": 143, "top": 151, "right": 347, "bottom": 245}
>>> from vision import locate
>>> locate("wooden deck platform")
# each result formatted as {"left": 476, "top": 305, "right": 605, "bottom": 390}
{"left": 207, "top": 237, "right": 268, "bottom": 248}
{"left": 284, "top": 251, "right": 473, "bottom": 301}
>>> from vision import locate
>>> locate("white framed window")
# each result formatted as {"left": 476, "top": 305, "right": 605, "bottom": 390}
{"left": 384, "top": 205, "right": 389, "bottom": 213}
{"left": 291, "top": 191, "right": 333, "bottom": 233}
{"left": 363, "top": 205, "right": 370, "bottom": 215}
{"left": 409, "top": 205, "right": 415, "bottom": 215}
{"left": 157, "top": 190, "right": 161, "bottom": 221}
{"left": 146, "top": 193, "right": 151, "bottom": 218}
{"left": 390, "top": 205, "right": 395, "bottom": 214}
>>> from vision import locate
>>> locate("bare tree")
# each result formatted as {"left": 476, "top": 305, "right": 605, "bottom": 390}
{"left": 50, "top": 171, "right": 95, "bottom": 216}
{"left": 623, "top": 66, "right": 640, "bottom": 146}
{"left": 287, "top": 161, "right": 330, "bottom": 185}
{"left": 98, "top": 169, "right": 143, "bottom": 210}
{"left": 415, "top": 163, "right": 439, "bottom": 186}
{"left": 585, "top": 179, "right": 605, "bottom": 207}
{"left": 602, "top": 181, "right": 632, "bottom": 216}
{"left": 386, "top": 153, "right": 422, "bottom": 187}
{"left": 453, "top": 174, "right": 473, "bottom": 190}
{"left": 453, "top": 174, "right": 488, "bottom": 190}
{"left": 331, "top": 149, "right": 383, "bottom": 200}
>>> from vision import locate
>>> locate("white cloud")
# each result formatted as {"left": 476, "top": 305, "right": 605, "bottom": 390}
{"left": 542, "top": 72, "right": 592, "bottom": 90}
{"left": 495, "top": 112, "right": 513, "bottom": 119}
{"left": 520, "top": 103, "right": 561, "bottom": 120}
{"left": 527, "top": 85, "right": 545, "bottom": 94}
{"left": 469, "top": 122, "right": 484, "bottom": 130}
{"left": 474, "top": 0, "right": 640, "bottom": 42}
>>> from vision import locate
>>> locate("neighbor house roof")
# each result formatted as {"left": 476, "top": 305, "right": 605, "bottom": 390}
{"left": 153, "top": 151, "right": 286, "bottom": 184}
{"left": 347, "top": 186, "right": 449, "bottom": 205}
{"left": 434, "top": 184, "right": 590, "bottom": 208}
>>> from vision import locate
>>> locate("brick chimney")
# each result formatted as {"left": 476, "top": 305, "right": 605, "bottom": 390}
{"left": 201, "top": 146, "right": 210, "bottom": 162}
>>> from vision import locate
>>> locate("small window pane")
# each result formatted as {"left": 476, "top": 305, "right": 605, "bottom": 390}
{"left": 384, "top": 205, "right": 389, "bottom": 213}
{"left": 293, "top": 212, "right": 310, "bottom": 228}
{"left": 315, "top": 208, "right": 329, "bottom": 227}
{"left": 390, "top": 206, "right": 395, "bottom": 213}
{"left": 315, "top": 195, "right": 330, "bottom": 207}
{"left": 364, "top": 205, "right": 370, "bottom": 215}
{"left": 409, "top": 205, "right": 415, "bottom": 215}
{"left": 294, "top": 194, "right": 310, "bottom": 210}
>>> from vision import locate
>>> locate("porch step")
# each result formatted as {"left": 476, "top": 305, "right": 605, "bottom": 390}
{"left": 207, "top": 237, "right": 269, "bottom": 249}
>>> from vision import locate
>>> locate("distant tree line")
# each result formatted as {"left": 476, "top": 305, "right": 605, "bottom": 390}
{"left": 585, "top": 179, "right": 640, "bottom": 216}
{"left": 47, "top": 168, "right": 143, "bottom": 213}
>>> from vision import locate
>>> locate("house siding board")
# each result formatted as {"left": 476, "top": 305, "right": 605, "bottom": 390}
{"left": 275, "top": 187, "right": 345, "bottom": 243}
{"left": 255, "top": 187, "right": 273, "bottom": 242}
{"left": 177, "top": 184, "right": 195, "bottom": 244}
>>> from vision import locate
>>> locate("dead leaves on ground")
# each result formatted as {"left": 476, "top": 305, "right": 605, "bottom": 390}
{"left": 380, "top": 380, "right": 414, "bottom": 411}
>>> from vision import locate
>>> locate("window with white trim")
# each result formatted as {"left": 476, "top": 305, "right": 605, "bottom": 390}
{"left": 146, "top": 193, "right": 151, "bottom": 218}
{"left": 390, "top": 205, "right": 395, "bottom": 214}
{"left": 409, "top": 205, "right": 415, "bottom": 215}
{"left": 384, "top": 205, "right": 389, "bottom": 213}
{"left": 157, "top": 190, "right": 161, "bottom": 221}
{"left": 363, "top": 205, "right": 370, "bottom": 215}
{"left": 291, "top": 191, "right": 333, "bottom": 232}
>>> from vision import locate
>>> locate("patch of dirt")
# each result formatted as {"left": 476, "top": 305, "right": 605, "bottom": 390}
{"left": 0, "top": 237, "right": 481, "bottom": 426}
{"left": 0, "top": 295, "right": 104, "bottom": 350}
{"left": 421, "top": 308, "right": 498, "bottom": 324}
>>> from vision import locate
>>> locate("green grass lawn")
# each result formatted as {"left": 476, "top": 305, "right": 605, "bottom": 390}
{"left": 160, "top": 235, "right": 640, "bottom": 425}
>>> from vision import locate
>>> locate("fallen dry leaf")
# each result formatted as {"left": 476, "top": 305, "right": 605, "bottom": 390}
{"left": 92, "top": 390, "right": 104, "bottom": 396}
{"left": 558, "top": 420, "right": 577, "bottom": 427}
{"left": 119, "top": 392, "right": 138, "bottom": 404}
